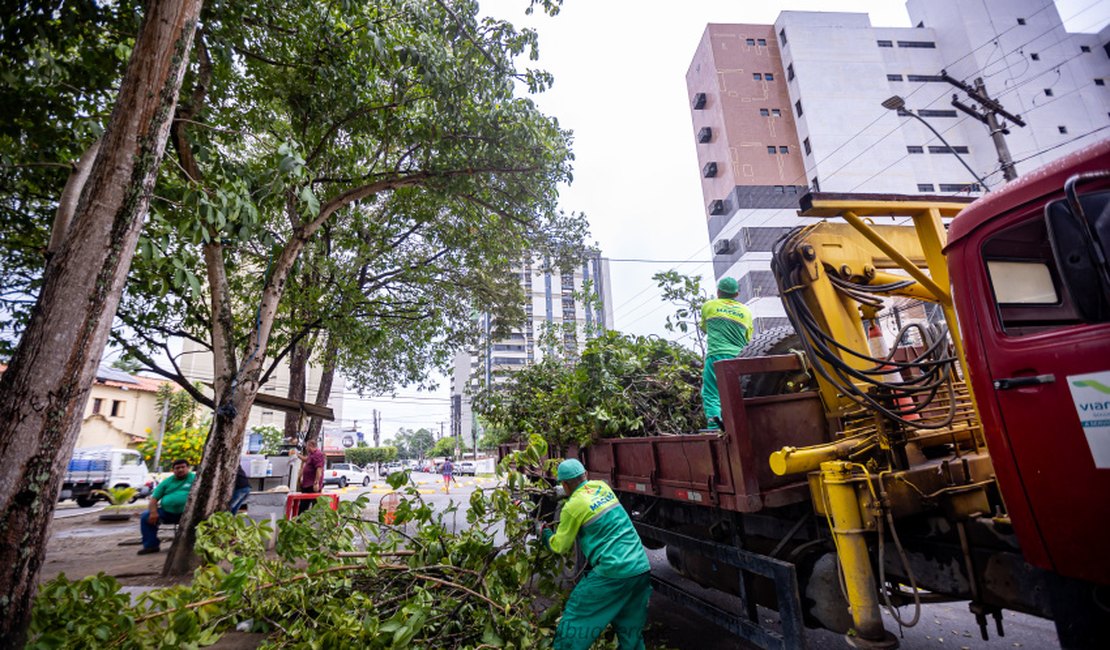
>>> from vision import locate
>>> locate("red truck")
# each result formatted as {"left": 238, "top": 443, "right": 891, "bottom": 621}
{"left": 516, "top": 141, "right": 1110, "bottom": 649}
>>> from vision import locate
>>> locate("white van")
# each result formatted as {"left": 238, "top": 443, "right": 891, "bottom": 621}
{"left": 61, "top": 447, "right": 151, "bottom": 507}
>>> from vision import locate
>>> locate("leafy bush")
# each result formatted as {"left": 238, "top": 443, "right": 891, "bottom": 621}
{"left": 476, "top": 330, "right": 703, "bottom": 449}
{"left": 137, "top": 423, "right": 208, "bottom": 471}
{"left": 346, "top": 446, "right": 398, "bottom": 467}
{"left": 30, "top": 437, "right": 572, "bottom": 648}
{"left": 92, "top": 486, "right": 138, "bottom": 506}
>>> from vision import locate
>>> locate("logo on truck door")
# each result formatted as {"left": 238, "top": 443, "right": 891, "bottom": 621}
{"left": 1067, "top": 371, "right": 1110, "bottom": 469}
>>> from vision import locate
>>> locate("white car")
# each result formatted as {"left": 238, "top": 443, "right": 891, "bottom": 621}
{"left": 324, "top": 463, "right": 372, "bottom": 488}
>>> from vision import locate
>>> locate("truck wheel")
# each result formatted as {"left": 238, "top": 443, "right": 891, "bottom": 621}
{"left": 738, "top": 326, "right": 814, "bottom": 397}
{"left": 76, "top": 495, "right": 97, "bottom": 508}
{"left": 339, "top": 477, "right": 348, "bottom": 489}
{"left": 362, "top": 476, "right": 370, "bottom": 487}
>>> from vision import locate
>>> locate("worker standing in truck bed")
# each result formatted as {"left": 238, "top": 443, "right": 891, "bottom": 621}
{"left": 699, "top": 277, "right": 754, "bottom": 430}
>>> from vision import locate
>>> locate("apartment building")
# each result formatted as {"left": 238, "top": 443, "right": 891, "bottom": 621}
{"left": 687, "top": 0, "right": 1110, "bottom": 328}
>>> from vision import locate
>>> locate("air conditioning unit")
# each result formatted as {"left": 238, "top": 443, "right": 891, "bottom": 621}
{"left": 692, "top": 92, "right": 707, "bottom": 110}
{"left": 708, "top": 199, "right": 725, "bottom": 215}
{"left": 713, "top": 238, "right": 733, "bottom": 255}
{"left": 703, "top": 161, "right": 718, "bottom": 178}
{"left": 698, "top": 127, "right": 712, "bottom": 143}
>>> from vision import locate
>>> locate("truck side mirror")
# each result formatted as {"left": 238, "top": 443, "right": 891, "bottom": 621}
{"left": 1044, "top": 186, "right": 1110, "bottom": 322}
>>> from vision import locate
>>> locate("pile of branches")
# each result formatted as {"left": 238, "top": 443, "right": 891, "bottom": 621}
{"left": 29, "top": 439, "right": 572, "bottom": 649}
{"left": 476, "top": 331, "right": 703, "bottom": 449}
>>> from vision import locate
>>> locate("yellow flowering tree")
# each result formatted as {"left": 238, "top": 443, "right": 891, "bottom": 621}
{"left": 139, "top": 423, "right": 209, "bottom": 471}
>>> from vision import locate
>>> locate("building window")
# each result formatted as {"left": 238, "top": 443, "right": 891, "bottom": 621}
{"left": 1016, "top": 18, "right": 1026, "bottom": 25}
{"left": 898, "top": 40, "right": 936, "bottom": 49}
{"left": 760, "top": 108, "right": 770, "bottom": 116}
{"left": 110, "top": 400, "right": 125, "bottom": 417}
{"left": 708, "top": 200, "right": 725, "bottom": 215}
{"left": 1096, "top": 78, "right": 1105, "bottom": 86}
{"left": 703, "top": 161, "right": 718, "bottom": 178}
{"left": 928, "top": 145, "right": 969, "bottom": 154}
{"left": 906, "top": 74, "right": 944, "bottom": 82}
{"left": 746, "top": 38, "right": 755, "bottom": 46}
{"left": 1058, "top": 125, "right": 1068, "bottom": 134}
{"left": 767, "top": 146, "right": 777, "bottom": 154}
{"left": 907, "top": 146, "right": 924, "bottom": 154}
{"left": 795, "top": 100, "right": 803, "bottom": 116}
{"left": 698, "top": 127, "right": 712, "bottom": 143}
{"left": 92, "top": 398, "right": 103, "bottom": 414}
{"left": 771, "top": 108, "right": 781, "bottom": 117}
{"left": 779, "top": 146, "right": 789, "bottom": 154}
{"left": 918, "top": 109, "right": 957, "bottom": 117}
{"left": 917, "top": 183, "right": 936, "bottom": 192}
{"left": 779, "top": 29, "right": 787, "bottom": 45}
{"left": 758, "top": 38, "right": 767, "bottom": 46}
{"left": 753, "top": 73, "right": 762, "bottom": 81}
{"left": 939, "top": 183, "right": 981, "bottom": 192}
{"left": 1030, "top": 52, "right": 1040, "bottom": 61}
{"left": 887, "top": 74, "right": 904, "bottom": 81}
{"left": 811, "top": 176, "right": 820, "bottom": 192}
{"left": 1044, "top": 88, "right": 1054, "bottom": 96}
{"left": 787, "top": 64, "right": 795, "bottom": 81}
{"left": 1080, "top": 45, "right": 1091, "bottom": 53}
{"left": 692, "top": 92, "right": 707, "bottom": 109}
{"left": 764, "top": 72, "right": 774, "bottom": 81}
{"left": 774, "top": 185, "right": 785, "bottom": 194}
{"left": 877, "top": 40, "right": 893, "bottom": 48}
{"left": 803, "top": 137, "right": 812, "bottom": 155}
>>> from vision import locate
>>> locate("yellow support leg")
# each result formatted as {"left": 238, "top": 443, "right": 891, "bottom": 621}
{"left": 820, "top": 461, "right": 897, "bottom": 648}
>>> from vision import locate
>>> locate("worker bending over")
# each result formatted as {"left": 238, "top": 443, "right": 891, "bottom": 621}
{"left": 542, "top": 459, "right": 652, "bottom": 650}
{"left": 699, "top": 277, "right": 753, "bottom": 429}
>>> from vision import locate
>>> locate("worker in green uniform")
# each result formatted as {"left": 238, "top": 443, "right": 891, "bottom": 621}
{"left": 542, "top": 459, "right": 652, "bottom": 650}
{"left": 699, "top": 277, "right": 754, "bottom": 430}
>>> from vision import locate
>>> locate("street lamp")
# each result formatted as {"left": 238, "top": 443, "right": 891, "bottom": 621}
{"left": 882, "top": 95, "right": 990, "bottom": 193}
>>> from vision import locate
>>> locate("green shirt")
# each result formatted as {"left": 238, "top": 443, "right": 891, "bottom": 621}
{"left": 152, "top": 472, "right": 195, "bottom": 514}
{"left": 700, "top": 297, "right": 753, "bottom": 357}
{"left": 542, "top": 480, "right": 650, "bottom": 579}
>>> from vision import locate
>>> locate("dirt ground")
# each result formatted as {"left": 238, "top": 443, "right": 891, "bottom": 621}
{"left": 42, "top": 505, "right": 188, "bottom": 587}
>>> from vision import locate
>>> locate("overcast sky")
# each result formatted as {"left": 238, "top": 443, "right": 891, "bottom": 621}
{"left": 347, "top": 0, "right": 1109, "bottom": 441}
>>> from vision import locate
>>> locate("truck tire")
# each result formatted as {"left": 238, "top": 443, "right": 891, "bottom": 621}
{"left": 738, "top": 326, "right": 813, "bottom": 397}
{"left": 76, "top": 494, "right": 97, "bottom": 508}
{"left": 338, "top": 477, "right": 348, "bottom": 489}
{"left": 362, "top": 476, "right": 370, "bottom": 487}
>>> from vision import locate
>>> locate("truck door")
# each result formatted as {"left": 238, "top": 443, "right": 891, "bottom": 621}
{"left": 973, "top": 192, "right": 1110, "bottom": 585}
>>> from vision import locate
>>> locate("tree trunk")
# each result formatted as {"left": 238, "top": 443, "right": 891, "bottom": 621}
{"left": 0, "top": 1, "right": 202, "bottom": 644}
{"left": 161, "top": 381, "right": 257, "bottom": 576}
{"left": 306, "top": 334, "right": 338, "bottom": 443}
{"left": 283, "top": 341, "right": 311, "bottom": 442}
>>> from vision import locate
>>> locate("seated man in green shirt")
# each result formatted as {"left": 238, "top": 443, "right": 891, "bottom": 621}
{"left": 138, "top": 459, "right": 195, "bottom": 555}
{"left": 542, "top": 459, "right": 652, "bottom": 650}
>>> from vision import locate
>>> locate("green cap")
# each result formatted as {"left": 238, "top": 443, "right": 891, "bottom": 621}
{"left": 556, "top": 459, "right": 586, "bottom": 481}
{"left": 717, "top": 277, "right": 739, "bottom": 296}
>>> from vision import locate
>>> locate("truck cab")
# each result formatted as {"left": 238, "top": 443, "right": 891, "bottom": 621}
{"left": 945, "top": 140, "right": 1110, "bottom": 588}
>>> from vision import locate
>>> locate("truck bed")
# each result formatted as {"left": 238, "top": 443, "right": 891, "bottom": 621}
{"left": 581, "top": 356, "right": 831, "bottom": 513}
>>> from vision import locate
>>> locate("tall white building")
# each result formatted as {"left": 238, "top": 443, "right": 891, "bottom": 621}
{"left": 450, "top": 252, "right": 614, "bottom": 446}
{"left": 687, "top": 0, "right": 1110, "bottom": 328}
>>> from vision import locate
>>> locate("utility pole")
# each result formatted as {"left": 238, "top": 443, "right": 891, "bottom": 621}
{"left": 153, "top": 397, "right": 170, "bottom": 471}
{"left": 942, "top": 71, "right": 1024, "bottom": 182}
{"left": 372, "top": 409, "right": 380, "bottom": 448}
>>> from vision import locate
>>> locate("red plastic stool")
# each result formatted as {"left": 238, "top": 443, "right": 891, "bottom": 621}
{"left": 284, "top": 492, "right": 340, "bottom": 519}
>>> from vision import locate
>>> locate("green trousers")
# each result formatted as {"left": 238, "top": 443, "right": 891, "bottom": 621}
{"left": 701, "top": 353, "right": 731, "bottom": 429}
{"left": 554, "top": 571, "right": 652, "bottom": 650}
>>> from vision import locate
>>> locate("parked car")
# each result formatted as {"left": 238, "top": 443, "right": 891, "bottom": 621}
{"left": 324, "top": 463, "right": 371, "bottom": 488}
{"left": 61, "top": 447, "right": 151, "bottom": 507}
{"left": 458, "top": 461, "right": 476, "bottom": 476}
